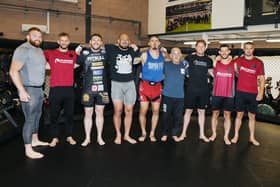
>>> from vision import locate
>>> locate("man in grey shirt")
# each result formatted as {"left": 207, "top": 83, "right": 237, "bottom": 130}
{"left": 9, "top": 27, "right": 48, "bottom": 159}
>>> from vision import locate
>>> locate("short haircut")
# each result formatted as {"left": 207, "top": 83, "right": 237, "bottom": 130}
{"left": 244, "top": 42, "right": 254, "bottom": 47}
{"left": 27, "top": 27, "right": 42, "bottom": 33}
{"left": 219, "top": 44, "right": 230, "bottom": 50}
{"left": 195, "top": 39, "right": 206, "bottom": 47}
{"left": 149, "top": 35, "right": 160, "bottom": 40}
{"left": 58, "top": 32, "right": 70, "bottom": 38}
{"left": 91, "top": 33, "right": 103, "bottom": 40}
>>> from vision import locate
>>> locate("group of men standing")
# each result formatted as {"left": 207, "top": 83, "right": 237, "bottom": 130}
{"left": 9, "top": 27, "right": 264, "bottom": 159}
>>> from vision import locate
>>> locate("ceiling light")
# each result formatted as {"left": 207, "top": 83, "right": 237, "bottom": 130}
{"left": 184, "top": 41, "right": 196, "bottom": 45}
{"left": 219, "top": 40, "right": 253, "bottom": 44}
{"left": 266, "top": 39, "right": 280, "bottom": 42}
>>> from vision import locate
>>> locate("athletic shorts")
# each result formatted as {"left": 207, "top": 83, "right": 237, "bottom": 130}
{"left": 211, "top": 96, "right": 234, "bottom": 111}
{"left": 111, "top": 80, "right": 136, "bottom": 105}
{"left": 184, "top": 90, "right": 209, "bottom": 109}
{"left": 235, "top": 91, "right": 258, "bottom": 113}
{"left": 139, "top": 80, "right": 162, "bottom": 103}
{"left": 81, "top": 90, "right": 109, "bottom": 107}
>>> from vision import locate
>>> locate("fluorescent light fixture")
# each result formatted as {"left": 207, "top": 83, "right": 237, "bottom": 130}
{"left": 184, "top": 41, "right": 196, "bottom": 45}
{"left": 184, "top": 41, "right": 211, "bottom": 45}
{"left": 266, "top": 39, "right": 280, "bottom": 42}
{"left": 219, "top": 40, "right": 253, "bottom": 44}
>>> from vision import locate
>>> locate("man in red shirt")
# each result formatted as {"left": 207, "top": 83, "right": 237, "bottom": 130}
{"left": 44, "top": 32, "right": 78, "bottom": 147}
{"left": 231, "top": 42, "right": 265, "bottom": 146}
{"left": 209, "top": 44, "right": 236, "bottom": 145}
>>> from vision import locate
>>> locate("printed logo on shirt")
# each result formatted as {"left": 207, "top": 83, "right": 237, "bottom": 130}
{"left": 193, "top": 60, "right": 207, "bottom": 67}
{"left": 54, "top": 58, "right": 73, "bottom": 64}
{"left": 252, "top": 63, "right": 256, "bottom": 68}
{"left": 82, "top": 50, "right": 90, "bottom": 56}
{"left": 92, "top": 76, "right": 103, "bottom": 82}
{"left": 82, "top": 93, "right": 90, "bottom": 102}
{"left": 147, "top": 61, "right": 163, "bottom": 71}
{"left": 180, "top": 68, "right": 185, "bottom": 75}
{"left": 115, "top": 54, "right": 133, "bottom": 74}
{"left": 91, "top": 62, "right": 104, "bottom": 67}
{"left": 92, "top": 69, "right": 103, "bottom": 76}
{"left": 240, "top": 66, "right": 256, "bottom": 74}
{"left": 216, "top": 72, "right": 233, "bottom": 77}
{"left": 87, "top": 56, "right": 105, "bottom": 62}
{"left": 227, "top": 67, "right": 233, "bottom": 72}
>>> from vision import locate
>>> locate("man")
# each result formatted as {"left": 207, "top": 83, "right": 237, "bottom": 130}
{"left": 231, "top": 42, "right": 265, "bottom": 146}
{"left": 44, "top": 32, "right": 77, "bottom": 147}
{"left": 106, "top": 33, "right": 139, "bottom": 144}
{"left": 209, "top": 44, "right": 236, "bottom": 145}
{"left": 161, "top": 48, "right": 188, "bottom": 142}
{"left": 9, "top": 27, "right": 48, "bottom": 159}
{"left": 179, "top": 39, "right": 213, "bottom": 142}
{"left": 77, "top": 33, "right": 109, "bottom": 147}
{"left": 137, "top": 36, "right": 166, "bottom": 142}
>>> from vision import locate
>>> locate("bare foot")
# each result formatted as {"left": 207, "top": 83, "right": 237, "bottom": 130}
{"left": 66, "top": 137, "right": 77, "bottom": 145}
{"left": 149, "top": 135, "right": 157, "bottom": 142}
{"left": 209, "top": 134, "right": 216, "bottom": 142}
{"left": 32, "top": 140, "right": 49, "bottom": 147}
{"left": 81, "top": 139, "right": 91, "bottom": 147}
{"left": 114, "top": 136, "right": 122, "bottom": 145}
{"left": 138, "top": 134, "right": 146, "bottom": 142}
{"left": 249, "top": 138, "right": 260, "bottom": 146}
{"left": 97, "top": 138, "right": 105, "bottom": 146}
{"left": 124, "top": 136, "right": 137, "bottom": 144}
{"left": 224, "top": 136, "right": 231, "bottom": 145}
{"left": 199, "top": 136, "right": 210, "bottom": 143}
{"left": 231, "top": 136, "right": 239, "bottom": 144}
{"left": 172, "top": 136, "right": 181, "bottom": 142}
{"left": 178, "top": 134, "right": 186, "bottom": 141}
{"left": 25, "top": 147, "right": 44, "bottom": 159}
{"left": 161, "top": 135, "right": 167, "bottom": 142}
{"left": 49, "top": 138, "right": 59, "bottom": 147}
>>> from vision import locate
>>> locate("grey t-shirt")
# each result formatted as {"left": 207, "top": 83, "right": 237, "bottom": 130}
{"left": 12, "top": 42, "right": 46, "bottom": 86}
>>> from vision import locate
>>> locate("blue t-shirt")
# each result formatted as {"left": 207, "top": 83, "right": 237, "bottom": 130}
{"left": 163, "top": 60, "right": 188, "bottom": 98}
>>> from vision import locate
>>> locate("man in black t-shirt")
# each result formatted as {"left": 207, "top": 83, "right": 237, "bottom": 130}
{"left": 76, "top": 33, "right": 109, "bottom": 147}
{"left": 105, "top": 33, "right": 139, "bottom": 144}
{"left": 179, "top": 40, "right": 213, "bottom": 142}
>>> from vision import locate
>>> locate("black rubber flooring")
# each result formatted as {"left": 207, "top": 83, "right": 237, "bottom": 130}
{"left": 0, "top": 114, "right": 280, "bottom": 187}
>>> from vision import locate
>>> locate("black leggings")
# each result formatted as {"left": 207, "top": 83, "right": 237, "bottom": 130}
{"left": 49, "top": 86, "right": 74, "bottom": 138}
{"left": 161, "top": 96, "right": 184, "bottom": 136}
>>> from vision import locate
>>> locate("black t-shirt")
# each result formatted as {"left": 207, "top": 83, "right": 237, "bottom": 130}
{"left": 105, "top": 44, "right": 139, "bottom": 82}
{"left": 185, "top": 54, "right": 213, "bottom": 92}
{"left": 77, "top": 48, "right": 108, "bottom": 92}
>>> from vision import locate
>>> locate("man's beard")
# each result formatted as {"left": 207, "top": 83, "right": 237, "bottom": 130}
{"left": 151, "top": 47, "right": 158, "bottom": 50}
{"left": 29, "top": 40, "right": 41, "bottom": 47}
{"left": 59, "top": 45, "right": 68, "bottom": 50}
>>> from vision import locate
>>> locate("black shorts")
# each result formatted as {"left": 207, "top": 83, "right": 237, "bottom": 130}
{"left": 211, "top": 96, "right": 234, "bottom": 111}
{"left": 235, "top": 91, "right": 258, "bottom": 113}
{"left": 81, "top": 91, "right": 109, "bottom": 107}
{"left": 184, "top": 91, "right": 209, "bottom": 109}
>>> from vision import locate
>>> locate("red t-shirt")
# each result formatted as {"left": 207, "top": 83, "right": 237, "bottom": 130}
{"left": 235, "top": 57, "right": 264, "bottom": 94}
{"left": 213, "top": 60, "right": 235, "bottom": 97}
{"left": 44, "top": 49, "right": 76, "bottom": 87}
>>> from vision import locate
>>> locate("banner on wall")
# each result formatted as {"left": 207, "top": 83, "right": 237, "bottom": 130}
{"left": 166, "top": 0, "right": 212, "bottom": 33}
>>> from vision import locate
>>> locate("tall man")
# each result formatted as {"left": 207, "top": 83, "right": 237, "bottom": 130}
{"left": 231, "top": 42, "right": 265, "bottom": 146}
{"left": 209, "top": 44, "right": 236, "bottom": 145}
{"left": 77, "top": 33, "right": 109, "bottom": 147}
{"left": 106, "top": 33, "right": 139, "bottom": 144}
{"left": 137, "top": 36, "right": 165, "bottom": 142}
{"left": 10, "top": 27, "right": 48, "bottom": 159}
{"left": 179, "top": 40, "right": 213, "bottom": 142}
{"left": 44, "top": 32, "right": 77, "bottom": 147}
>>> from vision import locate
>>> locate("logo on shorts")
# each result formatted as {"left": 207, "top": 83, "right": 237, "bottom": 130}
{"left": 83, "top": 94, "right": 90, "bottom": 102}
{"left": 91, "top": 85, "right": 98, "bottom": 92}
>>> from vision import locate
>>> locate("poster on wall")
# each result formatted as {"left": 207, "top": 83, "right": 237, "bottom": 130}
{"left": 166, "top": 0, "right": 212, "bottom": 33}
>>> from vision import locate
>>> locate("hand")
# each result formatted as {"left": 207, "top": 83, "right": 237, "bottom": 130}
{"left": 129, "top": 43, "right": 138, "bottom": 52}
{"left": 160, "top": 47, "right": 167, "bottom": 54}
{"left": 215, "top": 55, "right": 221, "bottom": 61}
{"left": 256, "top": 93, "right": 263, "bottom": 101}
{"left": 19, "top": 89, "right": 30, "bottom": 102}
